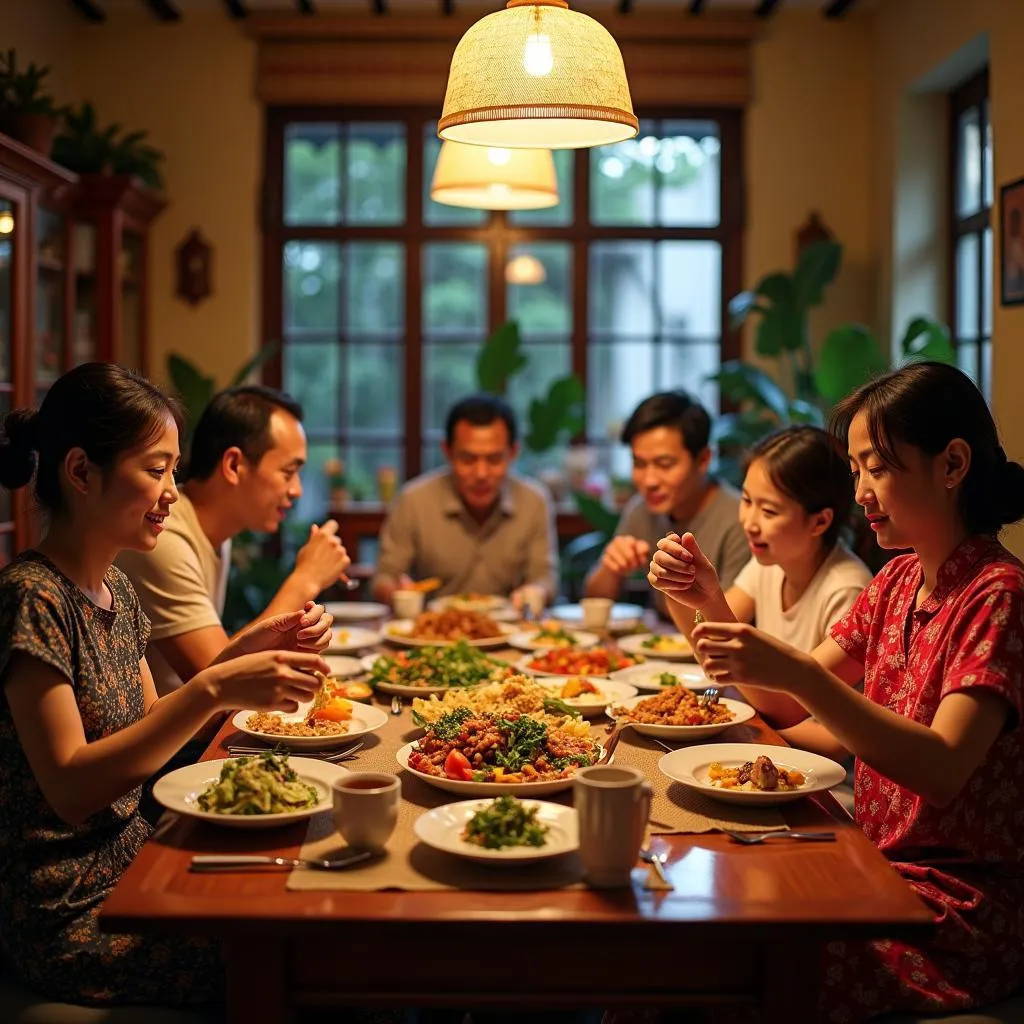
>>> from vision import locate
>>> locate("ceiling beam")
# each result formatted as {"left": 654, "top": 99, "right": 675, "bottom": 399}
{"left": 371, "top": 0, "right": 387, "bottom": 13}
{"left": 222, "top": 0, "right": 247, "bottom": 16}
{"left": 144, "top": 0, "right": 181, "bottom": 20}
{"left": 68, "top": 0, "right": 105, "bottom": 21}
{"left": 755, "top": 0, "right": 783, "bottom": 15}
{"left": 296, "top": 0, "right": 314, "bottom": 11}
{"left": 441, "top": 0, "right": 454, "bottom": 11}
{"left": 618, "top": 0, "right": 634, "bottom": 11}
{"left": 690, "top": 0, "right": 707, "bottom": 11}
{"left": 824, "top": 0, "right": 858, "bottom": 16}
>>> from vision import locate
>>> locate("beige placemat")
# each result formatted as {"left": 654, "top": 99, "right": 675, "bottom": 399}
{"left": 284, "top": 696, "right": 785, "bottom": 893}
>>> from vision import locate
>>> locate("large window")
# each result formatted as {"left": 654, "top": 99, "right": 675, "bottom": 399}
{"left": 950, "top": 69, "right": 992, "bottom": 399}
{"left": 264, "top": 109, "right": 743, "bottom": 520}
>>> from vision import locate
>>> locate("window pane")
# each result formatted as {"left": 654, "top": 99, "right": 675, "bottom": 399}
{"left": 591, "top": 122, "right": 656, "bottom": 226}
{"left": 981, "top": 339, "right": 992, "bottom": 400}
{"left": 957, "top": 106, "right": 982, "bottom": 218}
{"left": 345, "top": 444, "right": 404, "bottom": 503}
{"left": 345, "top": 243, "right": 405, "bottom": 334}
{"left": 423, "top": 125, "right": 487, "bottom": 227}
{"left": 283, "top": 342, "right": 340, "bottom": 433}
{"left": 955, "top": 233, "right": 979, "bottom": 340}
{"left": 346, "top": 122, "right": 406, "bottom": 226}
{"left": 295, "top": 440, "right": 340, "bottom": 524}
{"left": 505, "top": 342, "right": 573, "bottom": 433}
{"left": 284, "top": 241, "right": 341, "bottom": 330}
{"left": 956, "top": 341, "right": 978, "bottom": 383}
{"left": 983, "top": 99, "right": 993, "bottom": 210}
{"left": 423, "top": 243, "right": 488, "bottom": 334}
{"left": 587, "top": 340, "right": 656, "bottom": 444}
{"left": 285, "top": 123, "right": 341, "bottom": 227}
{"left": 346, "top": 340, "right": 403, "bottom": 436}
{"left": 422, "top": 343, "right": 479, "bottom": 438}
{"left": 657, "top": 341, "right": 721, "bottom": 415}
{"left": 507, "top": 243, "right": 572, "bottom": 337}
{"left": 589, "top": 242, "right": 655, "bottom": 335}
{"left": 982, "top": 226, "right": 993, "bottom": 337}
{"left": 660, "top": 241, "right": 722, "bottom": 336}
{"left": 510, "top": 150, "right": 574, "bottom": 227}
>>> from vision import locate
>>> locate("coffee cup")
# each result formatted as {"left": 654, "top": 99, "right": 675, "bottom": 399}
{"left": 574, "top": 765, "right": 652, "bottom": 888}
{"left": 579, "top": 597, "right": 613, "bottom": 631}
{"left": 392, "top": 589, "right": 425, "bottom": 620}
{"left": 332, "top": 772, "right": 400, "bottom": 852}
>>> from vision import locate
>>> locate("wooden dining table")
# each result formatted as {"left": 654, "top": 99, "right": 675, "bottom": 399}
{"left": 100, "top": 627, "right": 933, "bottom": 1024}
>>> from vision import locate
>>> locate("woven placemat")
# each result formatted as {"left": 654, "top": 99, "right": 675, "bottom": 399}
{"left": 284, "top": 697, "right": 785, "bottom": 893}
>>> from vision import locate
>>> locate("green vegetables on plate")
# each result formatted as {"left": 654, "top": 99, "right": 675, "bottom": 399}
{"left": 461, "top": 795, "right": 550, "bottom": 850}
{"left": 368, "top": 641, "right": 513, "bottom": 691}
{"left": 196, "top": 751, "right": 319, "bottom": 815}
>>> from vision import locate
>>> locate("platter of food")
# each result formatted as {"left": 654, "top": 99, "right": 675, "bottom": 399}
{"left": 506, "top": 625, "right": 600, "bottom": 653}
{"left": 534, "top": 676, "right": 638, "bottom": 718}
{"left": 324, "top": 626, "right": 381, "bottom": 654}
{"left": 409, "top": 675, "right": 583, "bottom": 728}
{"left": 607, "top": 690, "right": 754, "bottom": 739}
{"left": 428, "top": 593, "right": 518, "bottom": 622}
{"left": 518, "top": 646, "right": 641, "bottom": 678}
{"left": 608, "top": 662, "right": 710, "bottom": 692}
{"left": 617, "top": 632, "right": 695, "bottom": 661}
{"left": 362, "top": 643, "right": 520, "bottom": 697}
{"left": 384, "top": 610, "right": 516, "bottom": 648}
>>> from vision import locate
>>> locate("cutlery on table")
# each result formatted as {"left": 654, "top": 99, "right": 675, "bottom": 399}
{"left": 390, "top": 695, "right": 403, "bottom": 715}
{"left": 190, "top": 852, "right": 372, "bottom": 872}
{"left": 338, "top": 576, "right": 360, "bottom": 591}
{"left": 226, "top": 741, "right": 364, "bottom": 763}
{"left": 698, "top": 687, "right": 720, "bottom": 708}
{"left": 598, "top": 722, "right": 632, "bottom": 764}
{"left": 639, "top": 847, "right": 673, "bottom": 888}
{"left": 721, "top": 829, "right": 837, "bottom": 844}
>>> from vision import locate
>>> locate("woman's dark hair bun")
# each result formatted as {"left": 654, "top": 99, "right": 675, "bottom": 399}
{"left": 0, "top": 409, "right": 40, "bottom": 490}
{"left": 994, "top": 458, "right": 1024, "bottom": 530}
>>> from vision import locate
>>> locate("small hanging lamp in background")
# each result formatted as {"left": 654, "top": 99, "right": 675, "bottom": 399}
{"left": 439, "top": 0, "right": 639, "bottom": 150}
{"left": 431, "top": 141, "right": 558, "bottom": 210}
{"left": 505, "top": 253, "right": 547, "bottom": 285}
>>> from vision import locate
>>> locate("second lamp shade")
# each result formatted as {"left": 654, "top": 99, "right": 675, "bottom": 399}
{"left": 430, "top": 141, "right": 558, "bottom": 210}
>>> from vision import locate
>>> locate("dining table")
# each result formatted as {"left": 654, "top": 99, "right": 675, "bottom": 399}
{"left": 100, "top": 618, "right": 933, "bottom": 1024}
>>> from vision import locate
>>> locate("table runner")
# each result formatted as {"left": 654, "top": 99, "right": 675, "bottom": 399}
{"left": 285, "top": 700, "right": 786, "bottom": 893}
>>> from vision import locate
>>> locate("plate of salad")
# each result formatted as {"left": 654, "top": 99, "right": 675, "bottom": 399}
{"left": 413, "top": 795, "right": 579, "bottom": 863}
{"left": 361, "top": 641, "right": 520, "bottom": 697}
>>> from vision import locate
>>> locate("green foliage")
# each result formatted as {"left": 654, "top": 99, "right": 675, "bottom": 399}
{"left": 572, "top": 490, "right": 620, "bottom": 539}
{"left": 476, "top": 320, "right": 528, "bottom": 394}
{"left": 0, "top": 49, "right": 60, "bottom": 117}
{"left": 51, "top": 102, "right": 165, "bottom": 190}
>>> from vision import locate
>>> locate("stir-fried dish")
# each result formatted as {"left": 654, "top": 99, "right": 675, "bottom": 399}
{"left": 526, "top": 647, "right": 639, "bottom": 676}
{"left": 392, "top": 609, "right": 505, "bottom": 642}
{"left": 611, "top": 687, "right": 734, "bottom": 727}
{"left": 408, "top": 707, "right": 600, "bottom": 784}
{"left": 525, "top": 624, "right": 579, "bottom": 648}
{"left": 708, "top": 754, "right": 806, "bottom": 791}
{"left": 640, "top": 634, "right": 693, "bottom": 655}
{"left": 411, "top": 675, "right": 580, "bottom": 728}
{"left": 246, "top": 672, "right": 354, "bottom": 737}
{"left": 556, "top": 677, "right": 607, "bottom": 705}
{"left": 196, "top": 751, "right": 320, "bottom": 815}
{"left": 462, "top": 795, "right": 550, "bottom": 849}
{"left": 370, "top": 642, "right": 516, "bottom": 690}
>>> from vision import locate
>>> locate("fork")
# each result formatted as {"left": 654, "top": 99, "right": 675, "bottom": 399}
{"left": 190, "top": 852, "right": 372, "bottom": 872}
{"left": 698, "top": 687, "right": 720, "bottom": 707}
{"left": 226, "top": 741, "right": 364, "bottom": 763}
{"left": 721, "top": 829, "right": 836, "bottom": 844}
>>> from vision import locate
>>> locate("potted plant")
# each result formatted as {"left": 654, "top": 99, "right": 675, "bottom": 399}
{"left": 0, "top": 49, "right": 62, "bottom": 156}
{"left": 51, "top": 102, "right": 165, "bottom": 191}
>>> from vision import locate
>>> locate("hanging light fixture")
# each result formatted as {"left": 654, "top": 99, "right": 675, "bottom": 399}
{"left": 431, "top": 141, "right": 558, "bottom": 210}
{"left": 439, "top": 0, "right": 639, "bottom": 150}
{"left": 505, "top": 253, "right": 547, "bottom": 285}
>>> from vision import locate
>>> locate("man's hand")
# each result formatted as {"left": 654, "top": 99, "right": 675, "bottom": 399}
{"left": 600, "top": 535, "right": 651, "bottom": 577}
{"left": 292, "top": 520, "right": 351, "bottom": 597}
{"left": 216, "top": 603, "right": 334, "bottom": 664}
{"left": 510, "top": 583, "right": 547, "bottom": 617}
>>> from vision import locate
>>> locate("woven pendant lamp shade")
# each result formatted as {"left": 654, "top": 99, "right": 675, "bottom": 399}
{"left": 431, "top": 141, "right": 558, "bottom": 209}
{"left": 439, "top": 0, "right": 639, "bottom": 150}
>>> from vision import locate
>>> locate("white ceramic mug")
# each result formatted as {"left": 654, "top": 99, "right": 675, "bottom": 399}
{"left": 574, "top": 765, "right": 652, "bottom": 888}
{"left": 332, "top": 772, "right": 400, "bottom": 852}
{"left": 392, "top": 589, "right": 425, "bottom": 619}
{"left": 579, "top": 597, "right": 613, "bottom": 630}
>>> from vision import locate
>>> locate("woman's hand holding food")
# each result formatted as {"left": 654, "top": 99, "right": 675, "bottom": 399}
{"left": 216, "top": 603, "right": 334, "bottom": 663}
{"left": 647, "top": 532, "right": 723, "bottom": 610}
{"left": 200, "top": 650, "right": 330, "bottom": 713}
{"left": 692, "top": 621, "right": 811, "bottom": 694}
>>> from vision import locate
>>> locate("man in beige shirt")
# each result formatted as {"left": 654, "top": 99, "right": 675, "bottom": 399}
{"left": 372, "top": 395, "right": 558, "bottom": 609}
{"left": 118, "top": 385, "right": 351, "bottom": 696}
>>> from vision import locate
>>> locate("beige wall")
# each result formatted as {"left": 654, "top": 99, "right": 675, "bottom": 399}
{"left": 4, "top": 0, "right": 78, "bottom": 100}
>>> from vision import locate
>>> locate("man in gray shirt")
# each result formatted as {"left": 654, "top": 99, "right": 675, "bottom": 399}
{"left": 584, "top": 391, "right": 748, "bottom": 611}
{"left": 372, "top": 395, "right": 558, "bottom": 609}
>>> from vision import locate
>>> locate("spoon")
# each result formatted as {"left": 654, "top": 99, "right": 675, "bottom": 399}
{"left": 639, "top": 847, "right": 672, "bottom": 887}
{"left": 339, "top": 576, "right": 360, "bottom": 591}
{"left": 390, "top": 695, "right": 403, "bottom": 715}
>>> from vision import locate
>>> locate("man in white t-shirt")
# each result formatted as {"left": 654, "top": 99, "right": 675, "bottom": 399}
{"left": 118, "top": 385, "right": 351, "bottom": 697}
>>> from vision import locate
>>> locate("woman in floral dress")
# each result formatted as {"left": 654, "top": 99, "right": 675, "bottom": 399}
{"left": 648, "top": 362, "right": 1024, "bottom": 1021}
{"left": 0, "top": 363, "right": 333, "bottom": 1008}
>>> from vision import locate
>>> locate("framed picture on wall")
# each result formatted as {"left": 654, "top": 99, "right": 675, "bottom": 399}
{"left": 1001, "top": 176, "right": 1024, "bottom": 306}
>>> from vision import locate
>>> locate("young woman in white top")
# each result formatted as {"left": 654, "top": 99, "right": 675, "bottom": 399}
{"left": 662, "top": 425, "right": 871, "bottom": 741}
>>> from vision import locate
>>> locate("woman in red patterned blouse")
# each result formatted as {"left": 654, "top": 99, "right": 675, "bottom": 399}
{"left": 648, "top": 361, "right": 1024, "bottom": 1021}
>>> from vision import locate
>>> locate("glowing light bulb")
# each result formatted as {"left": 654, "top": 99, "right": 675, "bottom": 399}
{"left": 489, "top": 183, "right": 512, "bottom": 197}
{"left": 523, "top": 32, "right": 553, "bottom": 77}
{"left": 0, "top": 212, "right": 13, "bottom": 235}
{"left": 487, "top": 148, "right": 512, "bottom": 166}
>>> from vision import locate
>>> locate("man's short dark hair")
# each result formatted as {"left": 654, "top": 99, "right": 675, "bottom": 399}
{"left": 620, "top": 391, "right": 711, "bottom": 457}
{"left": 445, "top": 394, "right": 518, "bottom": 448}
{"left": 184, "top": 385, "right": 303, "bottom": 482}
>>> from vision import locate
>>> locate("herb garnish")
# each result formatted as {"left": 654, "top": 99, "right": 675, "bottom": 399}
{"left": 462, "top": 794, "right": 549, "bottom": 849}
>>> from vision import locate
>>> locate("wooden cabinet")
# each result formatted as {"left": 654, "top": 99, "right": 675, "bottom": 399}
{"left": 0, "top": 133, "right": 165, "bottom": 558}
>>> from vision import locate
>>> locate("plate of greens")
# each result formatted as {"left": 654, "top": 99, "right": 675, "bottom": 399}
{"left": 152, "top": 752, "right": 345, "bottom": 829}
{"left": 413, "top": 796, "right": 579, "bottom": 863}
{"left": 361, "top": 641, "right": 521, "bottom": 697}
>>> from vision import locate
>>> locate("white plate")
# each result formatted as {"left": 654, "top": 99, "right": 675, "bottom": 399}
{"left": 617, "top": 632, "right": 695, "bottom": 662}
{"left": 536, "top": 676, "right": 638, "bottom": 718}
{"left": 658, "top": 742, "right": 847, "bottom": 806}
{"left": 396, "top": 741, "right": 603, "bottom": 797}
{"left": 323, "top": 601, "right": 389, "bottom": 622}
{"left": 607, "top": 695, "right": 754, "bottom": 739}
{"left": 414, "top": 799, "right": 579, "bottom": 864}
{"left": 515, "top": 651, "right": 638, "bottom": 679}
{"left": 548, "top": 603, "right": 644, "bottom": 632}
{"left": 322, "top": 655, "right": 365, "bottom": 678}
{"left": 428, "top": 595, "right": 519, "bottom": 623}
{"left": 609, "top": 662, "right": 711, "bottom": 692}
{"left": 152, "top": 756, "right": 345, "bottom": 828}
{"left": 360, "top": 654, "right": 516, "bottom": 698}
{"left": 231, "top": 700, "right": 389, "bottom": 750}
{"left": 506, "top": 628, "right": 600, "bottom": 653}
{"left": 325, "top": 625, "right": 381, "bottom": 654}
{"left": 384, "top": 619, "right": 517, "bottom": 649}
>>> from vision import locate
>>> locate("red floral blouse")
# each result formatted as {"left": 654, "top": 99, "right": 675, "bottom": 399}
{"left": 821, "top": 535, "right": 1024, "bottom": 1021}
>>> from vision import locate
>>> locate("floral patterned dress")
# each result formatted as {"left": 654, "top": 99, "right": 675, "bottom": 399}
{"left": 0, "top": 551, "right": 221, "bottom": 1006}
{"left": 823, "top": 535, "right": 1024, "bottom": 1022}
